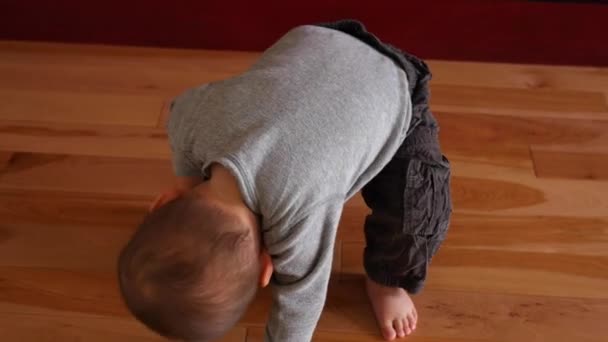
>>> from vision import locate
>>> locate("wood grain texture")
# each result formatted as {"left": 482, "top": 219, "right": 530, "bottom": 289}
{"left": 0, "top": 151, "right": 13, "bottom": 171}
{"left": 432, "top": 85, "right": 608, "bottom": 119}
{"left": 0, "top": 89, "right": 164, "bottom": 126}
{"left": 0, "top": 121, "right": 170, "bottom": 159}
{"left": 1, "top": 41, "right": 607, "bottom": 342}
{"left": 0, "top": 191, "right": 147, "bottom": 227}
{"left": 341, "top": 243, "right": 608, "bottom": 298}
{"left": 436, "top": 113, "right": 608, "bottom": 168}
{"left": 338, "top": 212, "right": 608, "bottom": 258}
{"left": 531, "top": 149, "right": 608, "bottom": 180}
{"left": 0, "top": 152, "right": 174, "bottom": 197}
{"left": 0, "top": 305, "right": 166, "bottom": 342}
{"left": 245, "top": 327, "right": 482, "bottom": 342}
{"left": 243, "top": 279, "right": 607, "bottom": 342}
{"left": 0, "top": 303, "right": 246, "bottom": 342}
{"left": 428, "top": 61, "right": 608, "bottom": 93}
{"left": 451, "top": 161, "right": 608, "bottom": 217}
{"left": 0, "top": 41, "right": 257, "bottom": 92}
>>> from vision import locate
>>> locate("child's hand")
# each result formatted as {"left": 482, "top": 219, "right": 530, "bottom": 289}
{"left": 149, "top": 176, "right": 203, "bottom": 212}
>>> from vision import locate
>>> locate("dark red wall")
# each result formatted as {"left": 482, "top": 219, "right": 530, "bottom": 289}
{"left": 1, "top": 0, "right": 607, "bottom": 66}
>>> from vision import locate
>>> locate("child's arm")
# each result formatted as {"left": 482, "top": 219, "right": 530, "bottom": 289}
{"left": 154, "top": 91, "right": 204, "bottom": 211}
{"left": 264, "top": 201, "right": 343, "bottom": 342}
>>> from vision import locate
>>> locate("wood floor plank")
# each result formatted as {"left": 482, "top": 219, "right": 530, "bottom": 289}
{"left": 337, "top": 211, "right": 608, "bottom": 255}
{"left": 0, "top": 153, "right": 174, "bottom": 198}
{"left": 432, "top": 85, "right": 608, "bottom": 119}
{"left": 0, "top": 303, "right": 246, "bottom": 342}
{"left": 0, "top": 89, "right": 163, "bottom": 126}
{"left": 0, "top": 266, "right": 124, "bottom": 316}
{"left": 157, "top": 99, "right": 171, "bottom": 128}
{"left": 531, "top": 149, "right": 608, "bottom": 180}
{"left": 323, "top": 279, "right": 607, "bottom": 342}
{"left": 0, "top": 151, "right": 13, "bottom": 171}
{"left": 0, "top": 121, "right": 170, "bottom": 159}
{"left": 429, "top": 61, "right": 608, "bottom": 93}
{"left": 245, "top": 327, "right": 483, "bottom": 342}
{"left": 0, "top": 40, "right": 258, "bottom": 60}
{"left": 0, "top": 305, "right": 165, "bottom": 342}
{"left": 2, "top": 267, "right": 604, "bottom": 342}
{"left": 0, "top": 58, "right": 229, "bottom": 97}
{"left": 426, "top": 266, "right": 608, "bottom": 300}
{"left": 0, "top": 40, "right": 258, "bottom": 71}
{"left": 435, "top": 112, "right": 608, "bottom": 168}
{"left": 0, "top": 191, "right": 147, "bottom": 227}
{"left": 0, "top": 223, "right": 134, "bottom": 270}
{"left": 0, "top": 42, "right": 257, "bottom": 96}
{"left": 452, "top": 173, "right": 582, "bottom": 214}
{"left": 241, "top": 279, "right": 607, "bottom": 342}
{"left": 530, "top": 136, "right": 608, "bottom": 155}
{"left": 341, "top": 243, "right": 608, "bottom": 298}
{"left": 444, "top": 215, "right": 608, "bottom": 256}
{"left": 451, "top": 160, "right": 608, "bottom": 218}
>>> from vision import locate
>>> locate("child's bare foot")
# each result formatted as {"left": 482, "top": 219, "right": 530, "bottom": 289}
{"left": 365, "top": 276, "right": 417, "bottom": 340}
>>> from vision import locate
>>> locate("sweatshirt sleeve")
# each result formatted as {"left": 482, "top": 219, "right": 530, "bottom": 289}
{"left": 166, "top": 90, "right": 203, "bottom": 178}
{"left": 264, "top": 201, "right": 343, "bottom": 342}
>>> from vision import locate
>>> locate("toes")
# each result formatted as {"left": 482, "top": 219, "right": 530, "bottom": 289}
{"left": 403, "top": 318, "right": 411, "bottom": 335}
{"left": 406, "top": 315, "right": 416, "bottom": 333}
{"left": 411, "top": 308, "right": 418, "bottom": 329}
{"left": 393, "top": 319, "right": 405, "bottom": 338}
{"left": 381, "top": 320, "right": 396, "bottom": 341}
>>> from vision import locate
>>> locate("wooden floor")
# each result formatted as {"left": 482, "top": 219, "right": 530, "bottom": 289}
{"left": 0, "top": 41, "right": 607, "bottom": 342}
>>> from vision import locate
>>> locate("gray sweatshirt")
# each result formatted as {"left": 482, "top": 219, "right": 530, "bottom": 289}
{"left": 167, "top": 25, "right": 412, "bottom": 342}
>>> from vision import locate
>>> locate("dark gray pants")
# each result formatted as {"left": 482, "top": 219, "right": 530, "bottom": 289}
{"left": 317, "top": 20, "right": 452, "bottom": 294}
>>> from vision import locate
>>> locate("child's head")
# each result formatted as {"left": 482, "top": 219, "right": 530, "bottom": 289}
{"left": 117, "top": 192, "right": 262, "bottom": 341}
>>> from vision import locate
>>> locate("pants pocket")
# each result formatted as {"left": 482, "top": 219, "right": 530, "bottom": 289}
{"left": 403, "top": 156, "right": 452, "bottom": 239}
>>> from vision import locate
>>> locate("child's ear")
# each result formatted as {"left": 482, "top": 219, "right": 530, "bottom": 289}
{"left": 259, "top": 250, "right": 274, "bottom": 288}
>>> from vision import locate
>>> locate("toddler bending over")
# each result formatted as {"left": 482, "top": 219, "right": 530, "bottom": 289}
{"left": 118, "top": 20, "right": 452, "bottom": 342}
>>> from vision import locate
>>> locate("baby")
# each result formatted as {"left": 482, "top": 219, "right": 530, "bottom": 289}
{"left": 118, "top": 20, "right": 451, "bottom": 342}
